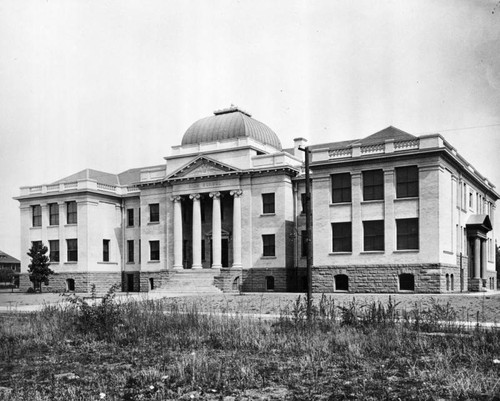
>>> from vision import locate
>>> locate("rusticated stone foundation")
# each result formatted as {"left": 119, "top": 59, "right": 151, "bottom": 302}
{"left": 216, "top": 267, "right": 304, "bottom": 292}
{"left": 139, "top": 270, "right": 174, "bottom": 292}
{"left": 18, "top": 271, "right": 122, "bottom": 293}
{"left": 313, "top": 264, "right": 465, "bottom": 294}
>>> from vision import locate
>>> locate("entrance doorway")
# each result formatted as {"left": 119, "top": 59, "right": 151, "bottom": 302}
{"left": 210, "top": 237, "right": 230, "bottom": 267}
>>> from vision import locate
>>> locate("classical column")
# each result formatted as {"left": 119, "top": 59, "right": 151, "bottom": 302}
{"left": 481, "top": 238, "right": 487, "bottom": 280}
{"left": 171, "top": 196, "right": 183, "bottom": 269}
{"left": 210, "top": 192, "right": 222, "bottom": 269}
{"left": 231, "top": 190, "right": 243, "bottom": 268}
{"left": 474, "top": 237, "right": 481, "bottom": 279}
{"left": 190, "top": 193, "right": 202, "bottom": 269}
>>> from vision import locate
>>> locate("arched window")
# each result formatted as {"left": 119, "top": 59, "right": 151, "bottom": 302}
{"left": 446, "top": 274, "right": 450, "bottom": 291}
{"left": 149, "top": 278, "right": 155, "bottom": 290}
{"left": 450, "top": 274, "right": 454, "bottom": 291}
{"left": 66, "top": 278, "right": 75, "bottom": 292}
{"left": 232, "top": 276, "right": 240, "bottom": 291}
{"left": 266, "top": 276, "right": 275, "bottom": 291}
{"left": 334, "top": 274, "right": 349, "bottom": 291}
{"left": 399, "top": 274, "right": 415, "bottom": 291}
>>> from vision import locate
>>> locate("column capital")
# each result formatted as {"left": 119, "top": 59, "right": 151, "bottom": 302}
{"left": 230, "top": 189, "right": 243, "bottom": 197}
{"left": 171, "top": 195, "right": 182, "bottom": 202}
{"left": 189, "top": 193, "right": 201, "bottom": 201}
{"left": 209, "top": 191, "right": 221, "bottom": 199}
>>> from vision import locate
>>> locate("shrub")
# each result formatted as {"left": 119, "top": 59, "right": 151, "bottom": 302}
{"left": 65, "top": 284, "right": 122, "bottom": 340}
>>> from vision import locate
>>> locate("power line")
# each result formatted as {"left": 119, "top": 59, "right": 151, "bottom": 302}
{"left": 416, "top": 123, "right": 500, "bottom": 135}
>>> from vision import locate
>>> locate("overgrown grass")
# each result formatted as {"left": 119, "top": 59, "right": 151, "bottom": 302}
{"left": 1, "top": 292, "right": 500, "bottom": 400}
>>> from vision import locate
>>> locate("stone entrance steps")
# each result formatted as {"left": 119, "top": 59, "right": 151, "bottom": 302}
{"left": 152, "top": 269, "right": 222, "bottom": 295}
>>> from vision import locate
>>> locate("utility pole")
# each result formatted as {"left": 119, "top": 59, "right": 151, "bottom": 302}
{"left": 299, "top": 145, "right": 313, "bottom": 321}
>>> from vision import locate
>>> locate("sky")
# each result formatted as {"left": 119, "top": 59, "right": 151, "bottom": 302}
{"left": 0, "top": 0, "right": 500, "bottom": 259}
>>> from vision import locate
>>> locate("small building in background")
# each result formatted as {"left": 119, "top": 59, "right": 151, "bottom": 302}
{"left": 15, "top": 107, "right": 499, "bottom": 294}
{"left": 0, "top": 250, "right": 21, "bottom": 287}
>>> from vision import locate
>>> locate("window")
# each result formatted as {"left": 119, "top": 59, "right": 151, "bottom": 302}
{"left": 266, "top": 276, "right": 275, "bottom": 290}
{"left": 127, "top": 240, "right": 134, "bottom": 263}
{"left": 103, "top": 239, "right": 110, "bottom": 262}
{"left": 363, "top": 170, "right": 384, "bottom": 201}
{"left": 49, "top": 203, "right": 59, "bottom": 226}
{"left": 262, "top": 234, "right": 275, "bottom": 256}
{"left": 396, "top": 166, "right": 418, "bottom": 198}
{"left": 67, "top": 239, "right": 78, "bottom": 262}
{"left": 66, "top": 279, "right": 75, "bottom": 292}
{"left": 363, "top": 220, "right": 384, "bottom": 251}
{"left": 32, "top": 205, "right": 42, "bottom": 227}
{"left": 262, "top": 193, "right": 275, "bottom": 214}
{"left": 399, "top": 274, "right": 415, "bottom": 291}
{"left": 32, "top": 241, "right": 42, "bottom": 250}
{"left": 149, "top": 240, "right": 160, "bottom": 261}
{"left": 149, "top": 204, "right": 159, "bottom": 223}
{"left": 396, "top": 218, "right": 419, "bottom": 250}
{"left": 335, "top": 274, "right": 349, "bottom": 291}
{"left": 469, "top": 192, "right": 473, "bottom": 209}
{"left": 331, "top": 173, "right": 351, "bottom": 203}
{"left": 332, "top": 222, "right": 352, "bottom": 252}
{"left": 49, "top": 240, "right": 59, "bottom": 262}
{"left": 127, "top": 209, "right": 134, "bottom": 226}
{"left": 139, "top": 239, "right": 141, "bottom": 263}
{"left": 66, "top": 201, "right": 77, "bottom": 224}
{"left": 301, "top": 193, "right": 307, "bottom": 214}
{"left": 301, "top": 230, "right": 308, "bottom": 257}
{"left": 149, "top": 278, "right": 155, "bottom": 290}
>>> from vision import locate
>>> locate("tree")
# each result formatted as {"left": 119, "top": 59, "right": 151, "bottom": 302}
{"left": 27, "top": 242, "right": 54, "bottom": 292}
{"left": 0, "top": 268, "right": 14, "bottom": 285}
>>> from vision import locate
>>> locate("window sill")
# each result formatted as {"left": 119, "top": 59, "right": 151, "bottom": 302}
{"left": 148, "top": 222, "right": 160, "bottom": 225}
{"left": 360, "top": 251, "right": 384, "bottom": 254}
{"left": 30, "top": 226, "right": 42, "bottom": 230}
{"left": 360, "top": 200, "right": 384, "bottom": 204}
{"left": 47, "top": 225, "right": 59, "bottom": 228}
{"left": 330, "top": 202, "right": 352, "bottom": 206}
{"left": 148, "top": 260, "right": 160, "bottom": 263}
{"left": 329, "top": 252, "right": 352, "bottom": 255}
{"left": 126, "top": 225, "right": 135, "bottom": 228}
{"left": 394, "top": 197, "right": 419, "bottom": 201}
{"left": 65, "top": 224, "right": 77, "bottom": 227}
{"left": 393, "top": 249, "right": 419, "bottom": 253}
{"left": 260, "top": 213, "right": 276, "bottom": 217}
{"left": 64, "top": 262, "right": 78, "bottom": 264}
{"left": 126, "top": 262, "right": 135, "bottom": 265}
{"left": 97, "top": 262, "right": 118, "bottom": 265}
{"left": 261, "top": 256, "right": 276, "bottom": 259}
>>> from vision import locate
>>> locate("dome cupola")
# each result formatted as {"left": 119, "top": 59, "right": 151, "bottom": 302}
{"left": 181, "top": 106, "right": 282, "bottom": 150}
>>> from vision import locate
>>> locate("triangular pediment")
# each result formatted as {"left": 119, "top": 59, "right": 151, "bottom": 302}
{"left": 168, "top": 156, "right": 240, "bottom": 180}
{"left": 466, "top": 214, "right": 492, "bottom": 232}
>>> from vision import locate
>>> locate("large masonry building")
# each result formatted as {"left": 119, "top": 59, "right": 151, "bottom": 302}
{"left": 17, "top": 106, "right": 498, "bottom": 293}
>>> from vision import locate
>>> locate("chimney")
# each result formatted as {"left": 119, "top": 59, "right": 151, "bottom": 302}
{"left": 294, "top": 137, "right": 308, "bottom": 159}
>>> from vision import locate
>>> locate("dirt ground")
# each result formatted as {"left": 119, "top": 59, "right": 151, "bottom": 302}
{"left": 1, "top": 290, "right": 500, "bottom": 323}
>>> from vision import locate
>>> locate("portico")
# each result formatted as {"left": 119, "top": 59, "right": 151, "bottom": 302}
{"left": 466, "top": 215, "right": 493, "bottom": 291}
{"left": 171, "top": 189, "right": 243, "bottom": 270}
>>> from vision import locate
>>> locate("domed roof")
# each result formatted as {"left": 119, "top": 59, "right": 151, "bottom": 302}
{"left": 181, "top": 106, "right": 282, "bottom": 150}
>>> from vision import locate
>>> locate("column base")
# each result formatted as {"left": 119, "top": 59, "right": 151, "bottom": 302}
{"left": 211, "top": 264, "right": 222, "bottom": 269}
{"left": 191, "top": 264, "right": 203, "bottom": 269}
{"left": 173, "top": 264, "right": 184, "bottom": 269}
{"left": 231, "top": 263, "right": 242, "bottom": 269}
